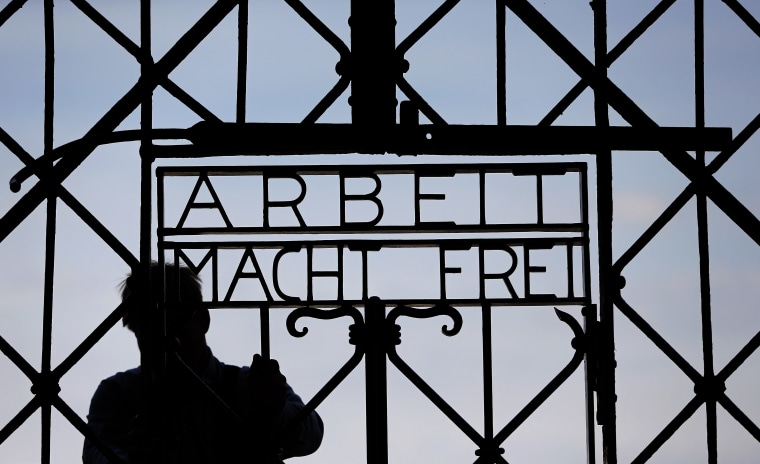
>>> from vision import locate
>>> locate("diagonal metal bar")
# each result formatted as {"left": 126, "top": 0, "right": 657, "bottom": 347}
{"left": 0, "top": 0, "right": 27, "bottom": 29}
{"left": 278, "top": 2, "right": 352, "bottom": 123}
{"left": 615, "top": 296, "right": 703, "bottom": 384}
{"left": 607, "top": 0, "right": 677, "bottom": 65}
{"left": 0, "top": 0, "right": 238, "bottom": 244}
{"left": 0, "top": 332, "right": 39, "bottom": 381}
{"left": 396, "top": 76, "right": 447, "bottom": 125}
{"left": 388, "top": 348, "right": 484, "bottom": 446}
{"left": 2, "top": 128, "right": 140, "bottom": 269}
{"left": 71, "top": 0, "right": 223, "bottom": 122}
{"left": 631, "top": 396, "right": 703, "bottom": 464}
{"left": 283, "top": 0, "right": 350, "bottom": 58}
{"left": 53, "top": 300, "right": 130, "bottom": 379}
{"left": 493, "top": 312, "right": 585, "bottom": 443}
{"left": 540, "top": 0, "right": 677, "bottom": 126}
{"left": 716, "top": 330, "right": 760, "bottom": 383}
{"left": 503, "top": 0, "right": 760, "bottom": 248}
{"left": 717, "top": 393, "right": 760, "bottom": 442}
{"left": 160, "top": 79, "right": 223, "bottom": 122}
{"left": 52, "top": 396, "right": 127, "bottom": 464}
{"left": 70, "top": 0, "right": 143, "bottom": 58}
{"left": 539, "top": 80, "right": 586, "bottom": 127}
{"left": 722, "top": 0, "right": 760, "bottom": 38}
{"left": 58, "top": 190, "right": 138, "bottom": 267}
{"left": 396, "top": 0, "right": 461, "bottom": 56}
{"left": 708, "top": 110, "right": 760, "bottom": 174}
{"left": 702, "top": 176, "right": 760, "bottom": 246}
{"left": 494, "top": 349, "right": 584, "bottom": 442}
{"left": 613, "top": 184, "right": 695, "bottom": 274}
{"left": 275, "top": 342, "right": 364, "bottom": 449}
{"left": 0, "top": 396, "right": 42, "bottom": 446}
{"left": 302, "top": 75, "right": 351, "bottom": 124}
{"left": 1, "top": 126, "right": 38, "bottom": 172}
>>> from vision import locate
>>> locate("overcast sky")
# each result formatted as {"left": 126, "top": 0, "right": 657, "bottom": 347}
{"left": 1, "top": 1, "right": 759, "bottom": 463}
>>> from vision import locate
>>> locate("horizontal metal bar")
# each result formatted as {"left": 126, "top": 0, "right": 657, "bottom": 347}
{"left": 176, "top": 123, "right": 732, "bottom": 156}
{"left": 157, "top": 161, "right": 587, "bottom": 176}
{"left": 191, "top": 298, "right": 590, "bottom": 310}
{"left": 162, "top": 236, "right": 587, "bottom": 248}
{"left": 161, "top": 224, "right": 587, "bottom": 236}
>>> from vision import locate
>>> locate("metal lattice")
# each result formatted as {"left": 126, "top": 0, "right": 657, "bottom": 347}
{"left": 1, "top": 1, "right": 758, "bottom": 463}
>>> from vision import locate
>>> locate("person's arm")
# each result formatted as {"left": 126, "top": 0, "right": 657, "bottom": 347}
{"left": 276, "top": 385, "right": 324, "bottom": 458}
{"left": 246, "top": 355, "right": 324, "bottom": 459}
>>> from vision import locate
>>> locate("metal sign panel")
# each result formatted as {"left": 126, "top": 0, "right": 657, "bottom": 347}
{"left": 158, "top": 162, "right": 591, "bottom": 309}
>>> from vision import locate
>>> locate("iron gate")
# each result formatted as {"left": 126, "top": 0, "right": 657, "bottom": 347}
{"left": 0, "top": 1, "right": 758, "bottom": 463}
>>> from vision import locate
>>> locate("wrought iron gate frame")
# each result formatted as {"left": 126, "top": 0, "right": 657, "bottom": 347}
{"left": 0, "top": 1, "right": 757, "bottom": 463}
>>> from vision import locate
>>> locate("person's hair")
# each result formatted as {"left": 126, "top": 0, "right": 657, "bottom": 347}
{"left": 120, "top": 262, "right": 203, "bottom": 334}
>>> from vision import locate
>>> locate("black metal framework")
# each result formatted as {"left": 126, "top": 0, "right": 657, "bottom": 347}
{"left": 0, "top": 1, "right": 757, "bottom": 463}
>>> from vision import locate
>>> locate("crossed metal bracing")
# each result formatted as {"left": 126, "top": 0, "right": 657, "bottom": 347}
{"left": 0, "top": 0, "right": 758, "bottom": 463}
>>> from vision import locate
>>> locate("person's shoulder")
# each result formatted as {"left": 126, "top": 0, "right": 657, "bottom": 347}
{"left": 103, "top": 366, "right": 141, "bottom": 380}
{"left": 89, "top": 367, "right": 141, "bottom": 410}
{"left": 97, "top": 366, "right": 141, "bottom": 391}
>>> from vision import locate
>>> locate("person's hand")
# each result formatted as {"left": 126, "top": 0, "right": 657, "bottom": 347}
{"left": 248, "top": 354, "right": 287, "bottom": 424}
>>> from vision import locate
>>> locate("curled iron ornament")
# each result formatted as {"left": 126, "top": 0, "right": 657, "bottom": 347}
{"left": 554, "top": 307, "right": 586, "bottom": 352}
{"left": 387, "top": 303, "right": 463, "bottom": 337}
{"left": 286, "top": 304, "right": 363, "bottom": 338}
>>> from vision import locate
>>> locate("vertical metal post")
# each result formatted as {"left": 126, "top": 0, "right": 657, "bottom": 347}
{"left": 584, "top": 305, "right": 598, "bottom": 464}
{"left": 350, "top": 0, "right": 396, "bottom": 129}
{"left": 236, "top": 0, "right": 248, "bottom": 123}
{"left": 482, "top": 304, "right": 494, "bottom": 449}
{"left": 139, "top": 1, "right": 164, "bottom": 463}
{"left": 365, "top": 298, "right": 388, "bottom": 464}
{"left": 496, "top": 1, "right": 507, "bottom": 126}
{"left": 694, "top": 1, "right": 717, "bottom": 462}
{"left": 592, "top": 1, "right": 617, "bottom": 463}
{"left": 41, "top": 2, "right": 56, "bottom": 462}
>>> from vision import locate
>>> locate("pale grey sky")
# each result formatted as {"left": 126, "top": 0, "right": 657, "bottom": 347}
{"left": 1, "top": 1, "right": 759, "bottom": 463}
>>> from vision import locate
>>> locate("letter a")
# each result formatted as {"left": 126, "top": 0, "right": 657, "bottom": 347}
{"left": 176, "top": 173, "right": 233, "bottom": 229}
{"left": 224, "top": 247, "right": 273, "bottom": 302}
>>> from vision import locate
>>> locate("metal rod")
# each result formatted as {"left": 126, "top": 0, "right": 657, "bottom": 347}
{"left": 260, "top": 305, "right": 271, "bottom": 360}
{"left": 482, "top": 303, "right": 494, "bottom": 441}
{"left": 591, "top": 1, "right": 616, "bottom": 462}
{"left": 350, "top": 0, "right": 396, "bottom": 127}
{"left": 540, "top": 0, "right": 677, "bottom": 127}
{"left": 0, "top": 0, "right": 27, "bottom": 29}
{"left": 365, "top": 298, "right": 389, "bottom": 464}
{"left": 41, "top": 0, "right": 55, "bottom": 461}
{"left": 694, "top": 1, "right": 717, "bottom": 462}
{"left": 631, "top": 397, "right": 703, "bottom": 464}
{"left": 183, "top": 122, "right": 732, "bottom": 155}
{"left": 497, "top": 0, "right": 507, "bottom": 125}
{"left": 0, "top": 0, "right": 239, "bottom": 246}
{"left": 236, "top": 0, "right": 248, "bottom": 122}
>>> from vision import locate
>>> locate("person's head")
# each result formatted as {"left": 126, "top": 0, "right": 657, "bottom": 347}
{"left": 120, "top": 262, "right": 210, "bottom": 355}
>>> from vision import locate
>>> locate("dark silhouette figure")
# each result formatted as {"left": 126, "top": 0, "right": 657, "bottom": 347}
{"left": 83, "top": 263, "right": 323, "bottom": 464}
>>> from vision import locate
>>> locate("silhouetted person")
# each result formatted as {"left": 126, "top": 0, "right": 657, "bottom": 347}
{"left": 83, "top": 263, "right": 323, "bottom": 464}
